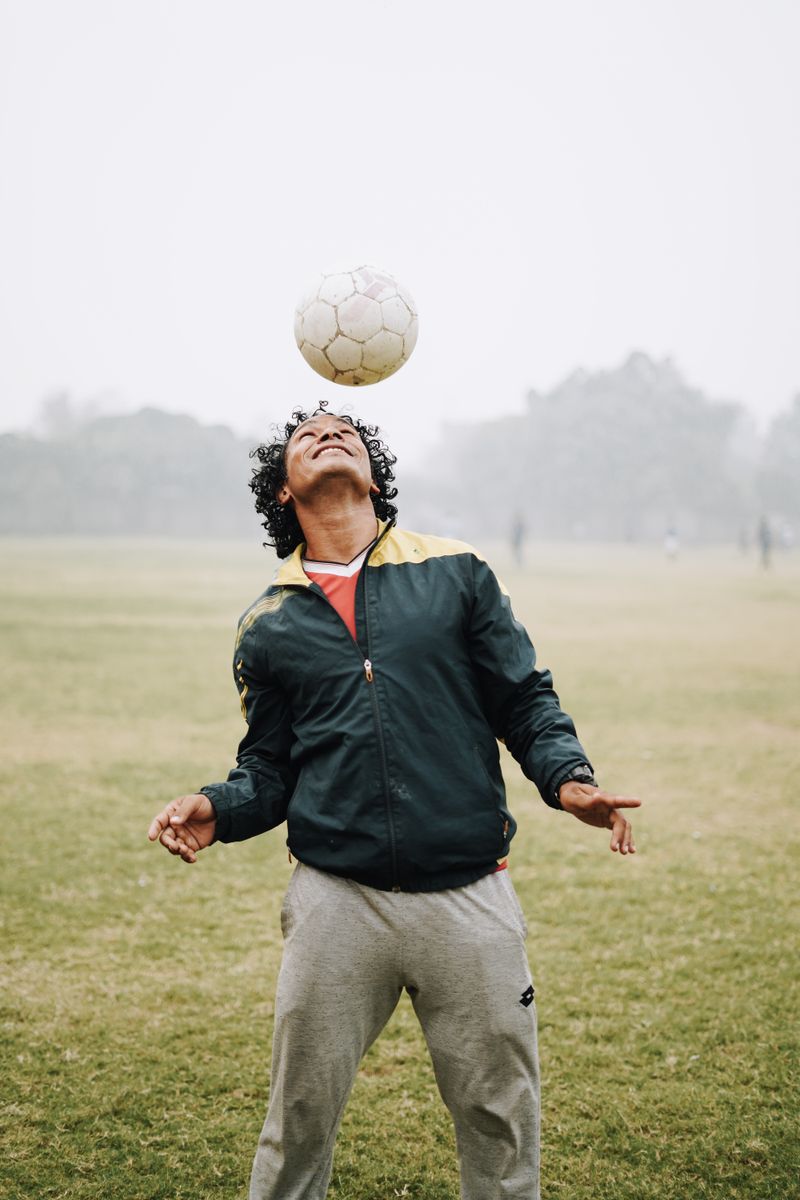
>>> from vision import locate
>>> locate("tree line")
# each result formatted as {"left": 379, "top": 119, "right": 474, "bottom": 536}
{"left": 406, "top": 352, "right": 799, "bottom": 545}
{"left": 1, "top": 353, "right": 798, "bottom": 543}
{"left": 0, "top": 403, "right": 261, "bottom": 538}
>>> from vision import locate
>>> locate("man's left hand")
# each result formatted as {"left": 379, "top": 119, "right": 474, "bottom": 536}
{"left": 558, "top": 782, "right": 641, "bottom": 855}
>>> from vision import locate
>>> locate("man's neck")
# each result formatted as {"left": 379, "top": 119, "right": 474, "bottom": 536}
{"left": 297, "top": 496, "right": 380, "bottom": 564}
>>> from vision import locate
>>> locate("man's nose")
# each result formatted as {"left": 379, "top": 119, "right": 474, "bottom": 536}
{"left": 319, "top": 428, "right": 343, "bottom": 442}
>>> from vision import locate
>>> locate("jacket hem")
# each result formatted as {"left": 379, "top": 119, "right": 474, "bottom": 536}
{"left": 287, "top": 852, "right": 501, "bottom": 894}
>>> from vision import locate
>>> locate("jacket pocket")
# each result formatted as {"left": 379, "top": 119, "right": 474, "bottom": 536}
{"left": 471, "top": 744, "right": 509, "bottom": 854}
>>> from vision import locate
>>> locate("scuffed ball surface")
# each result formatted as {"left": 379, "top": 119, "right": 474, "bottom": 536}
{"left": 294, "top": 265, "right": 418, "bottom": 386}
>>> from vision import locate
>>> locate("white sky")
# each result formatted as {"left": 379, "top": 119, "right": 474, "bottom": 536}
{"left": 1, "top": 0, "right": 798, "bottom": 466}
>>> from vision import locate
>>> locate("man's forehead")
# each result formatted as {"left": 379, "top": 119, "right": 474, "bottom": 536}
{"left": 290, "top": 413, "right": 354, "bottom": 436}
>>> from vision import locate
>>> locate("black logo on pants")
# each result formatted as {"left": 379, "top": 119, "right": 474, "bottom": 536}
{"left": 520, "top": 984, "right": 534, "bottom": 1007}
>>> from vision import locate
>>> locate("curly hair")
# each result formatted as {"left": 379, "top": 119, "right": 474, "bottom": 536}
{"left": 249, "top": 400, "right": 399, "bottom": 558}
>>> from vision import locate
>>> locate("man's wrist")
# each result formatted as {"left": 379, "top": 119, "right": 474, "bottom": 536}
{"left": 553, "top": 763, "right": 597, "bottom": 805}
{"left": 198, "top": 787, "right": 225, "bottom": 841}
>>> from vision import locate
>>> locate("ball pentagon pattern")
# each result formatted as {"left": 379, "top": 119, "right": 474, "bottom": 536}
{"left": 294, "top": 265, "right": 418, "bottom": 386}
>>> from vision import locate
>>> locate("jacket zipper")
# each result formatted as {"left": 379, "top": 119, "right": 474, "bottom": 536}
{"left": 291, "top": 522, "right": 401, "bottom": 890}
{"left": 360, "top": 556, "right": 401, "bottom": 891}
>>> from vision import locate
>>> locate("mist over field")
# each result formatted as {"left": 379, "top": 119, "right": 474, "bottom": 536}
{"left": 2, "top": 353, "right": 799, "bottom": 549}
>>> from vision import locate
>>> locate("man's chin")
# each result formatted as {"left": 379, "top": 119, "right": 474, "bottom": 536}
{"left": 305, "top": 462, "right": 370, "bottom": 494}
{"left": 311, "top": 456, "right": 360, "bottom": 478}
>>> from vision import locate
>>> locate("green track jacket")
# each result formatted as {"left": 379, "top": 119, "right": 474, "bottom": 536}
{"left": 201, "top": 521, "right": 592, "bottom": 892}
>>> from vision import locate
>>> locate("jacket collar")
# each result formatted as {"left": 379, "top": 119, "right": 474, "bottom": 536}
{"left": 272, "top": 518, "right": 394, "bottom": 588}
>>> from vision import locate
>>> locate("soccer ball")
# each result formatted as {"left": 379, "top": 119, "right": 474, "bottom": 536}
{"left": 294, "top": 265, "right": 419, "bottom": 386}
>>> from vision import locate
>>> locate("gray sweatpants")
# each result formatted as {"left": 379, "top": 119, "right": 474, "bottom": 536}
{"left": 249, "top": 863, "right": 540, "bottom": 1200}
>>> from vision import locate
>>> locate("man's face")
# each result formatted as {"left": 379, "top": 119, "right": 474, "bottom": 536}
{"left": 277, "top": 413, "right": 376, "bottom": 507}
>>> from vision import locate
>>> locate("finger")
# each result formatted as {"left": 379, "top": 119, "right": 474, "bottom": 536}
{"left": 148, "top": 809, "right": 172, "bottom": 840}
{"left": 609, "top": 810, "right": 627, "bottom": 851}
{"left": 177, "top": 828, "right": 201, "bottom": 852}
{"left": 169, "top": 793, "right": 210, "bottom": 828}
{"left": 619, "top": 820, "right": 631, "bottom": 854}
{"left": 162, "top": 830, "right": 196, "bottom": 863}
{"left": 159, "top": 828, "right": 182, "bottom": 853}
{"left": 577, "top": 789, "right": 641, "bottom": 812}
{"left": 170, "top": 833, "right": 197, "bottom": 863}
{"left": 149, "top": 795, "right": 187, "bottom": 840}
{"left": 167, "top": 795, "right": 195, "bottom": 827}
{"left": 608, "top": 796, "right": 641, "bottom": 809}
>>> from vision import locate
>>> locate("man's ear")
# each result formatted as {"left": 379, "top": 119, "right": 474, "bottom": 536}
{"left": 277, "top": 484, "right": 292, "bottom": 507}
{"left": 369, "top": 481, "right": 380, "bottom": 496}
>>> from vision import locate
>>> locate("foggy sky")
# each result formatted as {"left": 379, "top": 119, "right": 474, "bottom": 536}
{"left": 1, "top": 0, "right": 798, "bottom": 467}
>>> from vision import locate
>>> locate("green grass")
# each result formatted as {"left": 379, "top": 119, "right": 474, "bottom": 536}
{"left": 1, "top": 537, "right": 798, "bottom": 1199}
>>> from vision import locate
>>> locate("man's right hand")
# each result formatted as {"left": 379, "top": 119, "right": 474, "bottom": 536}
{"left": 147, "top": 793, "right": 217, "bottom": 864}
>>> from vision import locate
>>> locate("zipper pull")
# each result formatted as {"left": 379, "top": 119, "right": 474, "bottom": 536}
{"left": 364, "top": 658, "right": 374, "bottom": 683}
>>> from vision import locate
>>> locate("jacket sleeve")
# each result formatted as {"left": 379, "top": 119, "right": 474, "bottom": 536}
{"left": 199, "top": 620, "right": 295, "bottom": 841}
{"left": 467, "top": 555, "right": 593, "bottom": 809}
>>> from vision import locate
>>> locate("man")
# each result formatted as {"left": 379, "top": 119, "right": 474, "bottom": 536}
{"left": 148, "top": 405, "right": 640, "bottom": 1200}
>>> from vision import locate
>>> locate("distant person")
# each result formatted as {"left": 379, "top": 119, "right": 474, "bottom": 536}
{"left": 510, "top": 510, "right": 526, "bottom": 566}
{"left": 757, "top": 516, "right": 772, "bottom": 568}
{"left": 148, "top": 405, "right": 641, "bottom": 1200}
{"left": 663, "top": 526, "right": 679, "bottom": 560}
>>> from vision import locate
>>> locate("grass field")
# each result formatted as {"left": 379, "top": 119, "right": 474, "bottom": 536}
{"left": 1, "top": 536, "right": 798, "bottom": 1200}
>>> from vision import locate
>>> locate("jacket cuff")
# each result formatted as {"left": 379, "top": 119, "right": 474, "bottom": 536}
{"left": 199, "top": 786, "right": 232, "bottom": 842}
{"left": 548, "top": 760, "right": 596, "bottom": 810}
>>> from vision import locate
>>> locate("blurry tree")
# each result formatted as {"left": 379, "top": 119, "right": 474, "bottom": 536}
{"left": 758, "top": 393, "right": 800, "bottom": 524}
{"left": 0, "top": 406, "right": 262, "bottom": 537}
{"left": 36, "top": 391, "right": 79, "bottom": 438}
{"left": 420, "top": 352, "right": 765, "bottom": 543}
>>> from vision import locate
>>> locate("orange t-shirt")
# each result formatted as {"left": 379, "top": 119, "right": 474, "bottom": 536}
{"left": 302, "top": 545, "right": 370, "bottom": 642}
{"left": 303, "top": 568, "right": 360, "bottom": 640}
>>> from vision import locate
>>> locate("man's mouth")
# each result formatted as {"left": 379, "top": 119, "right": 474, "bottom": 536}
{"left": 313, "top": 444, "right": 351, "bottom": 459}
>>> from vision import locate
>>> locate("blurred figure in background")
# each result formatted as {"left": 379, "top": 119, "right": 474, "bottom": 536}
{"left": 663, "top": 525, "right": 679, "bottom": 560}
{"left": 758, "top": 515, "right": 772, "bottom": 568}
{"left": 510, "top": 510, "right": 526, "bottom": 567}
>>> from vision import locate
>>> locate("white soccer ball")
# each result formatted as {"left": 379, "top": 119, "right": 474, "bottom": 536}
{"left": 294, "top": 265, "right": 419, "bottom": 386}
